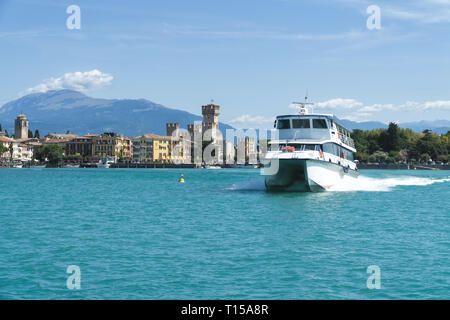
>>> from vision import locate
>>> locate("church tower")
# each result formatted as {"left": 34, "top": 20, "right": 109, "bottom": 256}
{"left": 14, "top": 114, "right": 29, "bottom": 139}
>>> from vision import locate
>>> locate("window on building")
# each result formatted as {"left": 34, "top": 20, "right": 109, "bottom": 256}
{"left": 277, "top": 119, "right": 291, "bottom": 129}
{"left": 292, "top": 119, "right": 310, "bottom": 129}
{"left": 312, "top": 119, "right": 328, "bottom": 129}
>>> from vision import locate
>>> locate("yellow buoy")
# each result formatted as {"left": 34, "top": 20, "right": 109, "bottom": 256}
{"left": 179, "top": 174, "right": 185, "bottom": 183}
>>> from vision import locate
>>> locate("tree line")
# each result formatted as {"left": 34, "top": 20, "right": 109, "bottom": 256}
{"left": 351, "top": 122, "right": 449, "bottom": 164}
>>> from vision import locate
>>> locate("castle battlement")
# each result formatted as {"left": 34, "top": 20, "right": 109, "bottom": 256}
{"left": 166, "top": 122, "right": 180, "bottom": 137}
{"left": 202, "top": 104, "right": 220, "bottom": 116}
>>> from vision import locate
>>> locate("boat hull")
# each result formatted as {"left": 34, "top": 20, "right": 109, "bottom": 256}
{"left": 264, "top": 159, "right": 359, "bottom": 192}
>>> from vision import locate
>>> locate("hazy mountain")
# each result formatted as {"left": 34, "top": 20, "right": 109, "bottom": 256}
{"left": 334, "top": 117, "right": 450, "bottom": 134}
{"left": 0, "top": 90, "right": 234, "bottom": 137}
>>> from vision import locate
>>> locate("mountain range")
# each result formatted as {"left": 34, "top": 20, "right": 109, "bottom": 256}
{"left": 0, "top": 90, "right": 233, "bottom": 137}
{"left": 0, "top": 90, "right": 448, "bottom": 136}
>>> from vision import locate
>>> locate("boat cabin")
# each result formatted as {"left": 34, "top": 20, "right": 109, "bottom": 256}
{"left": 273, "top": 114, "right": 355, "bottom": 149}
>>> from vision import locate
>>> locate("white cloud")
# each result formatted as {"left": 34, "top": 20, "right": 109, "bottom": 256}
{"left": 231, "top": 114, "right": 275, "bottom": 124}
{"left": 230, "top": 114, "right": 275, "bottom": 128}
{"left": 315, "top": 98, "right": 364, "bottom": 109}
{"left": 21, "top": 70, "right": 114, "bottom": 96}
{"left": 423, "top": 100, "right": 450, "bottom": 109}
{"left": 313, "top": 98, "right": 450, "bottom": 121}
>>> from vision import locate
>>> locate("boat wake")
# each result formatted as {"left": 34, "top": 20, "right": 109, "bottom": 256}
{"left": 328, "top": 175, "right": 450, "bottom": 192}
{"left": 229, "top": 176, "right": 450, "bottom": 192}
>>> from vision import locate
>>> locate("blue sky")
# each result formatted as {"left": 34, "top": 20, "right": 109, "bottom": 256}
{"left": 0, "top": 0, "right": 449, "bottom": 128}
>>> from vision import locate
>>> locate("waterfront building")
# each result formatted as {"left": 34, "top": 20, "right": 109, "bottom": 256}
{"left": 0, "top": 136, "right": 13, "bottom": 163}
{"left": 65, "top": 135, "right": 98, "bottom": 158}
{"left": 223, "top": 140, "right": 236, "bottom": 164}
{"left": 132, "top": 134, "right": 172, "bottom": 163}
{"left": 14, "top": 114, "right": 29, "bottom": 139}
{"left": 13, "top": 143, "right": 33, "bottom": 162}
{"left": 0, "top": 136, "right": 33, "bottom": 163}
{"left": 237, "top": 137, "right": 258, "bottom": 164}
{"left": 92, "top": 132, "right": 131, "bottom": 162}
{"left": 166, "top": 123, "right": 192, "bottom": 164}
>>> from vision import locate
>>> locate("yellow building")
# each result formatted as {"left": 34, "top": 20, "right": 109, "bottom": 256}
{"left": 92, "top": 132, "right": 131, "bottom": 162}
{"left": 132, "top": 134, "right": 172, "bottom": 163}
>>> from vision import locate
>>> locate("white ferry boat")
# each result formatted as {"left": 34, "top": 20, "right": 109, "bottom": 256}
{"left": 263, "top": 101, "right": 359, "bottom": 192}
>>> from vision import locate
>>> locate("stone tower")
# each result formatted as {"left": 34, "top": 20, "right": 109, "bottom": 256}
{"left": 14, "top": 114, "right": 29, "bottom": 139}
{"left": 187, "top": 123, "right": 202, "bottom": 142}
{"left": 166, "top": 122, "right": 180, "bottom": 138}
{"left": 201, "top": 103, "right": 220, "bottom": 142}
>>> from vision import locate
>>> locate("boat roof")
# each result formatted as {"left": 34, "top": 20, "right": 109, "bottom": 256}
{"left": 276, "top": 114, "right": 334, "bottom": 119}
{"left": 275, "top": 114, "right": 352, "bottom": 132}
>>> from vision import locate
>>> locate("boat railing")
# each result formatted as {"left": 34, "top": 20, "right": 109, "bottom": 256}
{"left": 341, "top": 136, "right": 355, "bottom": 148}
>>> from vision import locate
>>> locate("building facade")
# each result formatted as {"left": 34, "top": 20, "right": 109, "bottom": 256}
{"left": 132, "top": 134, "right": 172, "bottom": 163}
{"left": 93, "top": 133, "right": 131, "bottom": 162}
{"left": 65, "top": 135, "right": 98, "bottom": 158}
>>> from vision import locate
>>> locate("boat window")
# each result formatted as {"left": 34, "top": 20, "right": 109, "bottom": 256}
{"left": 292, "top": 119, "right": 310, "bottom": 129}
{"left": 349, "top": 152, "right": 354, "bottom": 161}
{"left": 288, "top": 144, "right": 303, "bottom": 151}
{"left": 312, "top": 119, "right": 328, "bottom": 129}
{"left": 277, "top": 119, "right": 291, "bottom": 129}
{"left": 304, "top": 144, "right": 316, "bottom": 151}
{"left": 323, "top": 143, "right": 333, "bottom": 154}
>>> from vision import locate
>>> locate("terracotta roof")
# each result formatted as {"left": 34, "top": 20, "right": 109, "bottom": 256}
{"left": 134, "top": 134, "right": 173, "bottom": 140}
{"left": 0, "top": 136, "right": 14, "bottom": 143}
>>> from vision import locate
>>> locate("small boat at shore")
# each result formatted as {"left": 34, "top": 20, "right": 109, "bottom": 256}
{"left": 64, "top": 164, "right": 80, "bottom": 168}
{"left": 97, "top": 157, "right": 115, "bottom": 169}
{"left": 205, "top": 165, "right": 222, "bottom": 170}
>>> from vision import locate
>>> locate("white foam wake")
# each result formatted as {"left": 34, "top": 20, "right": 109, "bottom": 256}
{"left": 229, "top": 176, "right": 450, "bottom": 192}
{"left": 326, "top": 175, "right": 449, "bottom": 192}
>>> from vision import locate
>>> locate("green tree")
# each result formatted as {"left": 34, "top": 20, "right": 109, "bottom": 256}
{"left": 0, "top": 142, "right": 8, "bottom": 156}
{"left": 415, "top": 132, "right": 446, "bottom": 161}
{"left": 28, "top": 129, "right": 33, "bottom": 138}
{"left": 34, "top": 129, "right": 40, "bottom": 138}
{"left": 36, "top": 144, "right": 64, "bottom": 165}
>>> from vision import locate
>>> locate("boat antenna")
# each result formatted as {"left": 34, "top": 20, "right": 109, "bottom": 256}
{"left": 304, "top": 90, "right": 314, "bottom": 113}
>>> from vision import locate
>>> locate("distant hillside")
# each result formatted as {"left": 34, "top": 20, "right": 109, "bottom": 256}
{"left": 334, "top": 117, "right": 450, "bottom": 134}
{"left": 0, "top": 90, "right": 234, "bottom": 137}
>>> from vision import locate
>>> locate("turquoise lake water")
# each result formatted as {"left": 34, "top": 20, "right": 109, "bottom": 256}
{"left": 0, "top": 168, "right": 449, "bottom": 300}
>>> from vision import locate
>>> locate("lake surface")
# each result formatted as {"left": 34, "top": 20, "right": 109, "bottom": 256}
{"left": 0, "top": 168, "right": 449, "bottom": 299}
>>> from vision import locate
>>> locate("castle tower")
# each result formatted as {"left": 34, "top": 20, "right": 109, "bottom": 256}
{"left": 201, "top": 103, "right": 220, "bottom": 142}
{"left": 14, "top": 114, "right": 29, "bottom": 139}
{"left": 166, "top": 122, "right": 180, "bottom": 137}
{"left": 188, "top": 123, "right": 202, "bottom": 142}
